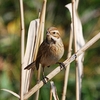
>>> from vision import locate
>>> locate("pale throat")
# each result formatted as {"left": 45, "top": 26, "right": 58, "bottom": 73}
{"left": 46, "top": 37, "right": 55, "bottom": 44}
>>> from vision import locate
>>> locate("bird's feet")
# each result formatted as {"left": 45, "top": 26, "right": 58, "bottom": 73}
{"left": 57, "top": 62, "right": 66, "bottom": 70}
{"left": 42, "top": 76, "right": 49, "bottom": 84}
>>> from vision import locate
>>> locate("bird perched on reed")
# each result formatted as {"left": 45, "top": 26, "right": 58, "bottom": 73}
{"left": 24, "top": 27, "right": 65, "bottom": 83}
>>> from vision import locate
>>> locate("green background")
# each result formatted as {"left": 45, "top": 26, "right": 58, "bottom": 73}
{"left": 0, "top": 0, "right": 100, "bottom": 100}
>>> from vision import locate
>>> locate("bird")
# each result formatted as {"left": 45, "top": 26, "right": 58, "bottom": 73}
{"left": 24, "top": 27, "right": 65, "bottom": 83}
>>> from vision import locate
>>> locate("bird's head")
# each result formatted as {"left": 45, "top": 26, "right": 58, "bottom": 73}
{"left": 46, "top": 27, "right": 61, "bottom": 44}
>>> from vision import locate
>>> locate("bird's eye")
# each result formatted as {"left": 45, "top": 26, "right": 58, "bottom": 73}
{"left": 53, "top": 32, "right": 56, "bottom": 34}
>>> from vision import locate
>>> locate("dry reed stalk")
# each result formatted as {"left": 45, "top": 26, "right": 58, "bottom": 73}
{"left": 19, "top": 0, "right": 25, "bottom": 99}
{"left": 61, "top": 30, "right": 73, "bottom": 100}
{"left": 20, "top": 0, "right": 25, "bottom": 62}
{"left": 62, "top": 4, "right": 76, "bottom": 100}
{"left": 50, "top": 85, "right": 53, "bottom": 100}
{"left": 35, "top": 0, "right": 47, "bottom": 100}
{"left": 23, "top": 32, "right": 100, "bottom": 99}
{"left": 72, "top": 0, "right": 85, "bottom": 99}
{"left": 75, "top": 0, "right": 79, "bottom": 9}
{"left": 72, "top": 0, "right": 80, "bottom": 100}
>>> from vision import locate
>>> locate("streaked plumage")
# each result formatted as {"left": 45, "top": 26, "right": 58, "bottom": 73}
{"left": 24, "top": 27, "right": 64, "bottom": 79}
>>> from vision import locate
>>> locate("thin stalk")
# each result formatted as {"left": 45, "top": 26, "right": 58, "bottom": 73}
{"left": 24, "top": 32, "right": 100, "bottom": 99}
{"left": 61, "top": 30, "right": 73, "bottom": 100}
{"left": 20, "top": 0, "right": 25, "bottom": 62}
{"left": 72, "top": 0, "right": 80, "bottom": 100}
{"left": 50, "top": 82, "right": 53, "bottom": 100}
{"left": 50, "top": 90, "right": 53, "bottom": 100}
{"left": 33, "top": 13, "right": 41, "bottom": 100}
{"left": 35, "top": 0, "right": 47, "bottom": 100}
{"left": 19, "top": 0, "right": 25, "bottom": 99}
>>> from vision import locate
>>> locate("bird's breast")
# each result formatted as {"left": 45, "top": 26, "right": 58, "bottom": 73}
{"left": 40, "top": 41, "right": 64, "bottom": 67}
{"left": 50, "top": 42, "right": 64, "bottom": 60}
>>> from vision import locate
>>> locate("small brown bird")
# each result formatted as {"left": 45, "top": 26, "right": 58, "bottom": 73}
{"left": 24, "top": 27, "right": 65, "bottom": 82}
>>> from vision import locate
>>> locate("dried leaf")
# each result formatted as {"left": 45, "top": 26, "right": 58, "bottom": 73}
{"left": 50, "top": 81, "right": 59, "bottom": 100}
{"left": 23, "top": 19, "right": 39, "bottom": 93}
{"left": 1, "top": 89, "right": 20, "bottom": 99}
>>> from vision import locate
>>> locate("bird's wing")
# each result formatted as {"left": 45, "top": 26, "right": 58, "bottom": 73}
{"left": 36, "top": 40, "right": 48, "bottom": 70}
{"left": 24, "top": 40, "right": 48, "bottom": 70}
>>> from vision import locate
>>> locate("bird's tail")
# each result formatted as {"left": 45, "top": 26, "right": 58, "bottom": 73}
{"left": 24, "top": 62, "right": 35, "bottom": 70}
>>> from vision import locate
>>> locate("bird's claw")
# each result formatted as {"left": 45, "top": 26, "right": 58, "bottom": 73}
{"left": 57, "top": 62, "right": 66, "bottom": 70}
{"left": 42, "top": 76, "right": 49, "bottom": 84}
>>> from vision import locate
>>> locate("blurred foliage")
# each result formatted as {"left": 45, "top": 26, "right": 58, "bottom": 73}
{"left": 0, "top": 0, "right": 100, "bottom": 100}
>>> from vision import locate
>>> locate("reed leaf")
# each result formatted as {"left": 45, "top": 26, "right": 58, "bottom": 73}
{"left": 1, "top": 89, "right": 20, "bottom": 99}
{"left": 23, "top": 19, "right": 39, "bottom": 94}
{"left": 50, "top": 81, "right": 59, "bottom": 100}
